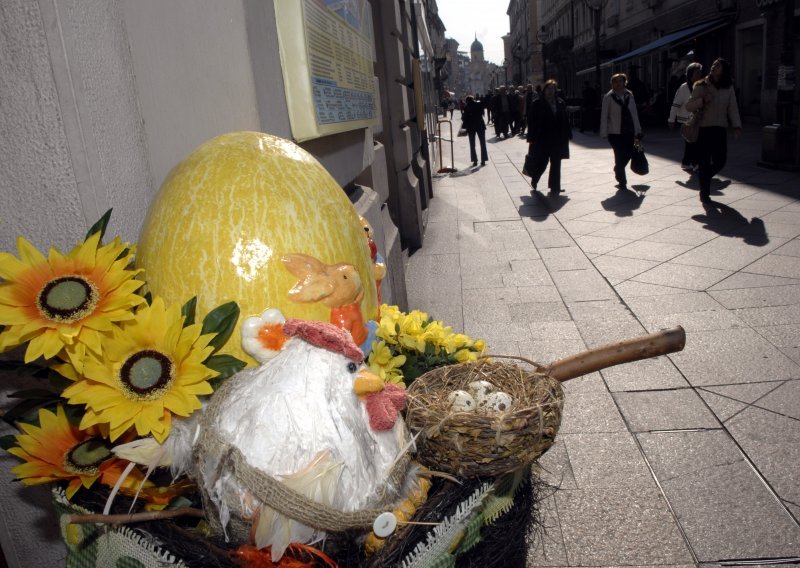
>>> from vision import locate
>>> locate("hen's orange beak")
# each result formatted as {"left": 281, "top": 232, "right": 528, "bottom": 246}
{"left": 354, "top": 369, "right": 384, "bottom": 398}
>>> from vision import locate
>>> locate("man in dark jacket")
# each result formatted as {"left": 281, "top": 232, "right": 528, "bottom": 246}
{"left": 526, "top": 80, "right": 571, "bottom": 194}
{"left": 462, "top": 95, "right": 488, "bottom": 166}
{"left": 492, "top": 86, "right": 512, "bottom": 139}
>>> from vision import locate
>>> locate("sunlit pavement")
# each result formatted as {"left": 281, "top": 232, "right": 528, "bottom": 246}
{"left": 408, "top": 121, "right": 800, "bottom": 566}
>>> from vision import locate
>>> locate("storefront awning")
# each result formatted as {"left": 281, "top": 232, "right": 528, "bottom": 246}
{"left": 576, "top": 17, "right": 730, "bottom": 76}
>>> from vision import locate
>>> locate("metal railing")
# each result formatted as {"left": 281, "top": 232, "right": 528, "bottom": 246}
{"left": 435, "top": 119, "right": 457, "bottom": 173}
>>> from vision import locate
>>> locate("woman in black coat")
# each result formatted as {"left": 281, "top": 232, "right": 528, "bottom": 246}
{"left": 526, "top": 80, "right": 571, "bottom": 193}
{"left": 462, "top": 95, "right": 489, "bottom": 166}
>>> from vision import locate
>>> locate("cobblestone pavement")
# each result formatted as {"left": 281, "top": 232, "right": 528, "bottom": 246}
{"left": 407, "top": 121, "right": 800, "bottom": 567}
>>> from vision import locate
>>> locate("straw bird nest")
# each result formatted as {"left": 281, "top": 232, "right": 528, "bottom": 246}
{"left": 405, "top": 359, "right": 564, "bottom": 478}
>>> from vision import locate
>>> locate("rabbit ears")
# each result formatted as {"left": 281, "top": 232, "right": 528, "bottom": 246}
{"left": 282, "top": 253, "right": 364, "bottom": 305}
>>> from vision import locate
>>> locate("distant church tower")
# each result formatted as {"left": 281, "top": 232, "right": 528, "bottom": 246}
{"left": 468, "top": 34, "right": 488, "bottom": 95}
{"left": 470, "top": 34, "right": 484, "bottom": 63}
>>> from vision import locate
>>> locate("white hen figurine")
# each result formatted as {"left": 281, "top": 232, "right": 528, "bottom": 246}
{"left": 196, "top": 318, "right": 408, "bottom": 561}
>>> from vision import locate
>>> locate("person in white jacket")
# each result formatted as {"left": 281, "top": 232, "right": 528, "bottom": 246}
{"left": 669, "top": 62, "right": 704, "bottom": 171}
{"left": 685, "top": 58, "right": 742, "bottom": 204}
{"left": 600, "top": 73, "right": 642, "bottom": 189}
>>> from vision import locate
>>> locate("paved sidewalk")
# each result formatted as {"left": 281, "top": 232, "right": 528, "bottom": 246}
{"left": 407, "top": 123, "right": 800, "bottom": 566}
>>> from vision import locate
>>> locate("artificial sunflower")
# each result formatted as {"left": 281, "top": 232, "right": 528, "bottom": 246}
{"left": 58, "top": 297, "right": 218, "bottom": 443}
{"left": 8, "top": 406, "right": 128, "bottom": 499}
{"left": 8, "top": 406, "right": 192, "bottom": 506}
{"left": 0, "top": 232, "right": 144, "bottom": 370}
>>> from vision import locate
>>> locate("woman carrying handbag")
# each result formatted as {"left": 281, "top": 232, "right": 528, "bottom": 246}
{"left": 600, "top": 73, "right": 643, "bottom": 190}
{"left": 685, "top": 58, "right": 742, "bottom": 204}
{"left": 670, "top": 62, "right": 704, "bottom": 171}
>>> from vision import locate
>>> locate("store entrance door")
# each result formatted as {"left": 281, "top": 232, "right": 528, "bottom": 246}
{"left": 739, "top": 25, "right": 764, "bottom": 118}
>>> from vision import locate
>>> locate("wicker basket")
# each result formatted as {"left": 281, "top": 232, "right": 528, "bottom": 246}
{"left": 405, "top": 358, "right": 563, "bottom": 478}
{"left": 406, "top": 327, "right": 687, "bottom": 479}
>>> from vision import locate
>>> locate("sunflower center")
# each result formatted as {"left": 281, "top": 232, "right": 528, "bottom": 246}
{"left": 64, "top": 438, "right": 112, "bottom": 475}
{"left": 37, "top": 276, "right": 99, "bottom": 323}
{"left": 119, "top": 350, "right": 174, "bottom": 399}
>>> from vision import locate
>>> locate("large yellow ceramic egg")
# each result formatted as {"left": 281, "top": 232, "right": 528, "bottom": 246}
{"left": 137, "top": 132, "right": 377, "bottom": 365}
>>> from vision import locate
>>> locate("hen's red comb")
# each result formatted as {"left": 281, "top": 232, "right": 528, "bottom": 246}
{"left": 282, "top": 319, "right": 364, "bottom": 363}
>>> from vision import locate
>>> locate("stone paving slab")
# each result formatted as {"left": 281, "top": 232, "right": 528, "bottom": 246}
{"left": 669, "top": 327, "right": 800, "bottom": 386}
{"left": 632, "top": 262, "right": 734, "bottom": 291}
{"left": 559, "top": 391, "right": 628, "bottom": 434}
{"left": 562, "top": 432, "right": 657, "bottom": 490}
{"left": 603, "top": 357, "right": 690, "bottom": 392}
{"left": 639, "top": 308, "right": 749, "bottom": 333}
{"left": 708, "top": 271, "right": 800, "bottom": 290}
{"left": 593, "top": 254, "right": 661, "bottom": 284}
{"left": 709, "top": 283, "right": 800, "bottom": 309}
{"left": 754, "top": 379, "right": 800, "bottom": 419}
{"left": 555, "top": 487, "right": 694, "bottom": 566}
{"left": 699, "top": 381, "right": 784, "bottom": 404}
{"left": 697, "top": 389, "right": 749, "bottom": 422}
{"left": 726, "top": 406, "right": 800, "bottom": 505}
{"left": 734, "top": 303, "right": 800, "bottom": 326}
{"left": 614, "top": 389, "right": 720, "bottom": 431}
{"left": 638, "top": 430, "right": 800, "bottom": 562}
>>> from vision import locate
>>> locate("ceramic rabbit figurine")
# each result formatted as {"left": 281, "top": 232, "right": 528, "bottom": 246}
{"left": 282, "top": 253, "right": 371, "bottom": 347}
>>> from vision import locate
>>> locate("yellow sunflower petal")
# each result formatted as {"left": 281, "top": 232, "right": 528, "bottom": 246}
{"left": 16, "top": 236, "right": 47, "bottom": 266}
{"left": 0, "top": 252, "right": 31, "bottom": 280}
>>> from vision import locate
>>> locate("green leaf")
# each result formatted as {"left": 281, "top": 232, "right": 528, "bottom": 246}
{"left": 201, "top": 302, "right": 240, "bottom": 353}
{"left": 143, "top": 291, "right": 153, "bottom": 305}
{"left": 181, "top": 297, "right": 198, "bottom": 327}
{"left": 166, "top": 496, "right": 194, "bottom": 511}
{"left": 63, "top": 404, "right": 86, "bottom": 425}
{"left": 0, "top": 360, "right": 49, "bottom": 379}
{"left": 48, "top": 370, "right": 72, "bottom": 392}
{"left": 205, "top": 354, "right": 247, "bottom": 390}
{"left": 1, "top": 398, "right": 54, "bottom": 427}
{"left": 85, "top": 209, "right": 113, "bottom": 240}
{"left": 0, "top": 435, "right": 17, "bottom": 451}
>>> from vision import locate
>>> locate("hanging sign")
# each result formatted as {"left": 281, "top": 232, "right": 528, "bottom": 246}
{"left": 274, "top": 0, "right": 379, "bottom": 142}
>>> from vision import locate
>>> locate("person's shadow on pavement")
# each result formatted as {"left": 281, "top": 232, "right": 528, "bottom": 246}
{"left": 692, "top": 201, "right": 769, "bottom": 246}
{"left": 519, "top": 190, "right": 570, "bottom": 218}
{"left": 601, "top": 187, "right": 644, "bottom": 217}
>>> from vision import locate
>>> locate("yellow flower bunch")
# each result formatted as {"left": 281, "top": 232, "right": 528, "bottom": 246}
{"left": 368, "top": 305, "right": 486, "bottom": 386}
{"left": 0, "top": 210, "right": 245, "bottom": 503}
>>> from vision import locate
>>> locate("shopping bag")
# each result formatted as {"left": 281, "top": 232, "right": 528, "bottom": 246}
{"left": 522, "top": 153, "right": 536, "bottom": 176}
{"left": 630, "top": 141, "right": 649, "bottom": 176}
{"left": 680, "top": 111, "right": 702, "bottom": 143}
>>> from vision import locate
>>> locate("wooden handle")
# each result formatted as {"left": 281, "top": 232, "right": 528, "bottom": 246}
{"left": 546, "top": 326, "right": 686, "bottom": 382}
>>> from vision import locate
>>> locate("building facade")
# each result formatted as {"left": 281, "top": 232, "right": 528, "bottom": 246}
{"left": 532, "top": 0, "right": 800, "bottom": 128}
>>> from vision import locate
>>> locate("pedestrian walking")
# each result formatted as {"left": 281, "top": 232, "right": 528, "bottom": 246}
{"left": 462, "top": 95, "right": 489, "bottom": 167}
{"left": 492, "top": 86, "right": 512, "bottom": 139}
{"left": 669, "top": 62, "right": 704, "bottom": 171}
{"left": 526, "top": 80, "right": 571, "bottom": 194}
{"left": 600, "top": 73, "right": 643, "bottom": 189}
{"left": 685, "top": 58, "right": 742, "bottom": 203}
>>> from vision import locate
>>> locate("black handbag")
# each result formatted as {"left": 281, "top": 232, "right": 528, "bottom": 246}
{"left": 630, "top": 140, "right": 649, "bottom": 176}
{"left": 522, "top": 153, "right": 536, "bottom": 176}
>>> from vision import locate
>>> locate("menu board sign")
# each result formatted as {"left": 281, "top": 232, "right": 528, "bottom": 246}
{"left": 275, "top": 0, "right": 379, "bottom": 141}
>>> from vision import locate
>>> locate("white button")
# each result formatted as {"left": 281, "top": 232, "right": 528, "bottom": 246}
{"left": 373, "top": 511, "right": 397, "bottom": 537}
